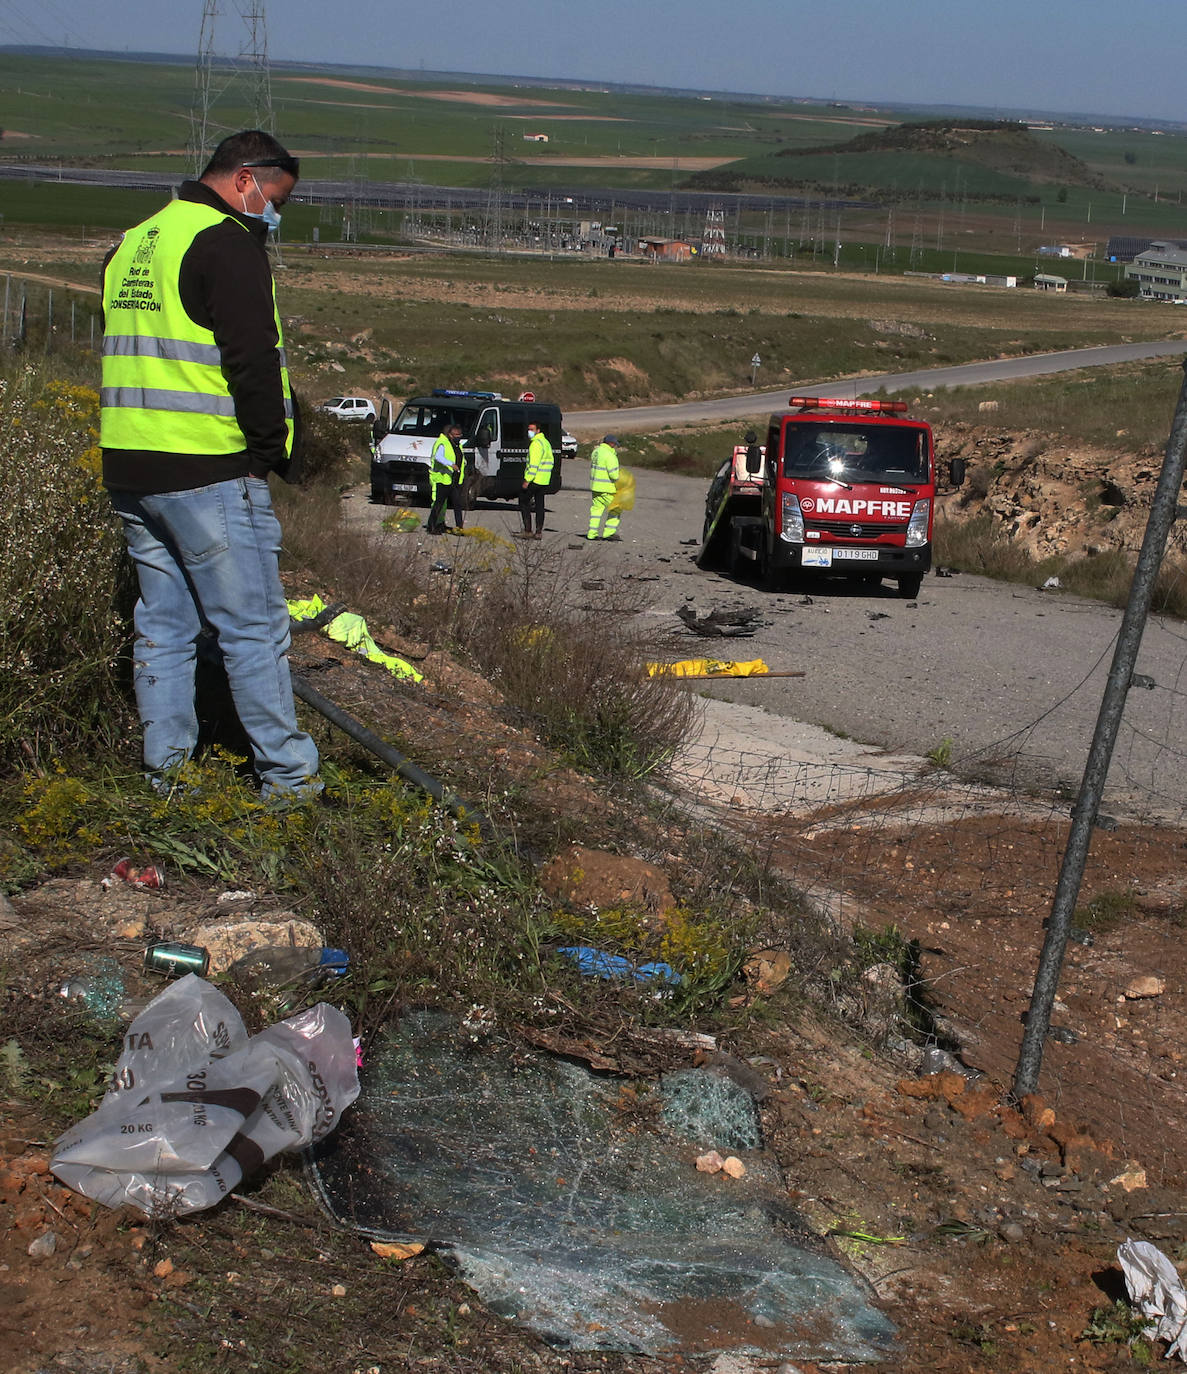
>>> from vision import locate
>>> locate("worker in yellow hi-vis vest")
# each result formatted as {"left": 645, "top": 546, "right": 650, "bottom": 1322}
{"left": 587, "top": 433, "right": 622, "bottom": 541}
{"left": 518, "top": 420, "right": 554, "bottom": 539}
{"left": 426, "top": 424, "right": 465, "bottom": 534}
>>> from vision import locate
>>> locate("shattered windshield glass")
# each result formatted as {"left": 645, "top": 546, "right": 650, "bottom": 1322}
{"left": 308, "top": 1012, "right": 896, "bottom": 1360}
{"left": 782, "top": 423, "right": 927, "bottom": 484}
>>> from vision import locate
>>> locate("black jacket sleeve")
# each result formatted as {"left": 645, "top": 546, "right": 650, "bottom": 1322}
{"left": 180, "top": 217, "right": 290, "bottom": 473}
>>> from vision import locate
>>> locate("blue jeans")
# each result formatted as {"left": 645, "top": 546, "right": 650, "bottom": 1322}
{"left": 111, "top": 477, "right": 320, "bottom": 799}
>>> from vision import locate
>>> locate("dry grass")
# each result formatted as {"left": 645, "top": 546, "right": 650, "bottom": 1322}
{"left": 934, "top": 510, "right": 1187, "bottom": 617}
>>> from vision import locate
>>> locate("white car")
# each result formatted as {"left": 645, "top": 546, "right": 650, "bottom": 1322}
{"left": 318, "top": 396, "right": 377, "bottom": 423}
{"left": 561, "top": 430, "right": 578, "bottom": 458}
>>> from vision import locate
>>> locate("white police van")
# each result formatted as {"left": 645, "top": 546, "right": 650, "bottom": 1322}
{"left": 370, "top": 390, "right": 565, "bottom": 506}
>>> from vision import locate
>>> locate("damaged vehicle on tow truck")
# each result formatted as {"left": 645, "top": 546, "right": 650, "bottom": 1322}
{"left": 698, "top": 396, "right": 965, "bottom": 598}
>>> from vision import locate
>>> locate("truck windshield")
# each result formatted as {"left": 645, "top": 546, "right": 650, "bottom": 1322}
{"left": 391, "top": 404, "right": 475, "bottom": 438}
{"left": 782, "top": 423, "right": 928, "bottom": 483}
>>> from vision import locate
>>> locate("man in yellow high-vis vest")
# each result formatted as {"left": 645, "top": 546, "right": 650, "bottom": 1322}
{"left": 587, "top": 433, "right": 622, "bottom": 540}
{"left": 518, "top": 420, "right": 554, "bottom": 539}
{"left": 100, "top": 129, "right": 320, "bottom": 802}
{"left": 426, "top": 424, "right": 465, "bottom": 534}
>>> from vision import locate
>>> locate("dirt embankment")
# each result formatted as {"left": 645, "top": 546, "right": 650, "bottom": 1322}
{"left": 936, "top": 420, "right": 1182, "bottom": 561}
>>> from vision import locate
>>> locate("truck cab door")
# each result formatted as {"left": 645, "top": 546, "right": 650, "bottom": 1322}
{"left": 371, "top": 398, "right": 392, "bottom": 450}
{"left": 474, "top": 407, "right": 499, "bottom": 478}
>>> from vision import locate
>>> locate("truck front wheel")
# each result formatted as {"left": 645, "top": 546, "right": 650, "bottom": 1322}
{"left": 897, "top": 572, "right": 923, "bottom": 599}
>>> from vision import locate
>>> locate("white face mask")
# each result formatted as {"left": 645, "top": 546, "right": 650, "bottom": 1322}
{"left": 241, "top": 175, "right": 281, "bottom": 232}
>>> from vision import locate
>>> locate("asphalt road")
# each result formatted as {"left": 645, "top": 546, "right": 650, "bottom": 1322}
{"left": 567, "top": 339, "right": 1187, "bottom": 433}
{"left": 381, "top": 463, "right": 1187, "bottom": 818}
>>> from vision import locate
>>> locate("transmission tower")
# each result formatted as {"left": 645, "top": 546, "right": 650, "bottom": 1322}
{"left": 702, "top": 206, "right": 726, "bottom": 256}
{"left": 189, "top": 1, "right": 276, "bottom": 175}
{"left": 484, "top": 127, "right": 507, "bottom": 251}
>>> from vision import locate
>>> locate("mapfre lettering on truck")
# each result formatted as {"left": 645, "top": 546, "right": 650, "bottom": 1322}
{"left": 805, "top": 497, "right": 914, "bottom": 518}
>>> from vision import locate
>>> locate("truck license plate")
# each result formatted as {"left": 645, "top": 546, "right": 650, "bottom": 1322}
{"left": 391, "top": 483, "right": 419, "bottom": 493}
{"left": 834, "top": 548, "right": 879, "bottom": 561}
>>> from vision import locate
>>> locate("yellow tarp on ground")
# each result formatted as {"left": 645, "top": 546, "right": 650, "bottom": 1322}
{"left": 288, "top": 595, "right": 424, "bottom": 683}
{"left": 608, "top": 469, "right": 635, "bottom": 513}
{"left": 646, "top": 658, "right": 769, "bottom": 678}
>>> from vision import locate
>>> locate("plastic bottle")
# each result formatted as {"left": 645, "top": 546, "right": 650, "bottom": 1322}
{"left": 226, "top": 945, "right": 350, "bottom": 988}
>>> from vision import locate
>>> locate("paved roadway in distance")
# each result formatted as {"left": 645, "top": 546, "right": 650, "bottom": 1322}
{"left": 568, "top": 339, "right": 1187, "bottom": 433}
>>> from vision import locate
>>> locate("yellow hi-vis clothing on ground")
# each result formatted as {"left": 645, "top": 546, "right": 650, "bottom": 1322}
{"left": 100, "top": 199, "right": 293, "bottom": 459}
{"left": 287, "top": 596, "right": 424, "bottom": 682}
{"left": 524, "top": 430, "right": 555, "bottom": 485}
{"left": 588, "top": 440, "right": 621, "bottom": 538}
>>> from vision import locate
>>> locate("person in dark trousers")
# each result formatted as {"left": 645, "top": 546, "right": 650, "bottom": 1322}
{"left": 99, "top": 129, "right": 321, "bottom": 802}
{"left": 518, "top": 420, "right": 554, "bottom": 539}
{"left": 426, "top": 423, "right": 465, "bottom": 534}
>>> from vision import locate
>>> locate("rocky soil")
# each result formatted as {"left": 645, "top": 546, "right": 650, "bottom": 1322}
{"left": 5, "top": 587, "right": 1187, "bottom": 1373}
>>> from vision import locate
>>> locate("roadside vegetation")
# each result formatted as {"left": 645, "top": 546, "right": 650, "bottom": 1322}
{"left": 0, "top": 347, "right": 870, "bottom": 1098}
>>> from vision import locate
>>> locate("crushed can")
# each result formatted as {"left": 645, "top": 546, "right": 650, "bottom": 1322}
{"left": 143, "top": 941, "right": 210, "bottom": 979}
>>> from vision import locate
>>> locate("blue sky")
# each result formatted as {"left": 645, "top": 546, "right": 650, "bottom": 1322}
{"left": 3, "top": 0, "right": 1184, "bottom": 124}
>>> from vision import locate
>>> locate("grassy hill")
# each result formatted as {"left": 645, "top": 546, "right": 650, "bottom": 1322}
{"left": 687, "top": 118, "right": 1109, "bottom": 202}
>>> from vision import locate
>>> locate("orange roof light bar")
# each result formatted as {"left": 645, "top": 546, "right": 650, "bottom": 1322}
{"left": 788, "top": 396, "right": 910, "bottom": 414}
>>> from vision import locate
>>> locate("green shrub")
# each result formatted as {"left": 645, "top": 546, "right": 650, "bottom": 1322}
{"left": 0, "top": 364, "right": 133, "bottom": 767}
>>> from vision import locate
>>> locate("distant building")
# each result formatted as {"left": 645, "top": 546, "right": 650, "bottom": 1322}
{"left": 1125, "top": 242, "right": 1187, "bottom": 300}
{"left": 1038, "top": 245, "right": 1072, "bottom": 258}
{"left": 640, "top": 237, "right": 696, "bottom": 262}
{"left": 1106, "top": 235, "right": 1187, "bottom": 263}
{"left": 1034, "top": 273, "right": 1068, "bottom": 292}
{"left": 522, "top": 133, "right": 550, "bottom": 143}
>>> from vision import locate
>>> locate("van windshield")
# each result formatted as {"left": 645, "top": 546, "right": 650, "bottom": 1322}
{"left": 391, "top": 403, "right": 476, "bottom": 438}
{"left": 782, "top": 423, "right": 928, "bottom": 483}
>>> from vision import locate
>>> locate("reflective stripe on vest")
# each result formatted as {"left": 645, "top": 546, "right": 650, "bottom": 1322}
{"left": 100, "top": 198, "right": 293, "bottom": 457}
{"left": 102, "top": 334, "right": 289, "bottom": 369}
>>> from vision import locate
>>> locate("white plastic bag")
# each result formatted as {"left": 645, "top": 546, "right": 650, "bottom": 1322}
{"left": 51, "top": 974, "right": 359, "bottom": 1215}
{"left": 1118, "top": 1238, "right": 1187, "bottom": 1361}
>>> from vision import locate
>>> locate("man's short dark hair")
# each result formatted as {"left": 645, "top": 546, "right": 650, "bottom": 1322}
{"left": 201, "top": 130, "right": 299, "bottom": 181}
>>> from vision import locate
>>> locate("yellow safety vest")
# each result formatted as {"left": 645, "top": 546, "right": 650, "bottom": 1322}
{"left": 589, "top": 442, "right": 619, "bottom": 493}
{"left": 524, "top": 431, "right": 554, "bottom": 485}
{"left": 100, "top": 199, "right": 292, "bottom": 456}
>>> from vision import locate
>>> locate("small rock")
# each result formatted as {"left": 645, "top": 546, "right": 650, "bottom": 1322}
{"left": 753, "top": 1314, "right": 775, "bottom": 1329}
{"left": 154, "top": 1258, "right": 174, "bottom": 1279}
{"left": 721, "top": 1156, "right": 746, "bottom": 1179}
{"left": 27, "top": 1231, "right": 58, "bottom": 1260}
{"left": 920, "top": 1046, "right": 962, "bottom": 1076}
{"left": 1124, "top": 976, "right": 1165, "bottom": 1000}
{"left": 1000, "top": 1221, "right": 1025, "bottom": 1244}
{"left": 332, "top": 1283, "right": 347, "bottom": 1298}
{"left": 696, "top": 1150, "right": 725, "bottom": 1174}
{"left": 188, "top": 917, "right": 324, "bottom": 974}
{"left": 1110, "top": 1166, "right": 1148, "bottom": 1193}
{"left": 743, "top": 948, "right": 793, "bottom": 996}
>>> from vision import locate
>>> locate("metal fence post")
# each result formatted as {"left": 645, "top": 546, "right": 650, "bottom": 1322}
{"left": 1013, "top": 356, "right": 1187, "bottom": 1099}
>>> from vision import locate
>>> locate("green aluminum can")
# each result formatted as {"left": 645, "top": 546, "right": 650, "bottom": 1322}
{"left": 143, "top": 941, "right": 210, "bottom": 978}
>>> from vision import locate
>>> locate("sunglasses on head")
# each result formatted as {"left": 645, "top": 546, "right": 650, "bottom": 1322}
{"left": 243, "top": 156, "right": 300, "bottom": 178}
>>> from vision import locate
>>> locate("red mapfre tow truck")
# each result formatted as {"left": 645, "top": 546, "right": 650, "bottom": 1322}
{"left": 698, "top": 396, "right": 965, "bottom": 598}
